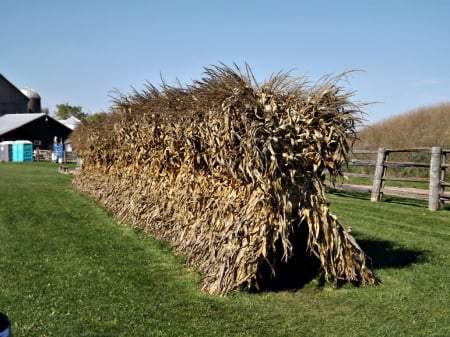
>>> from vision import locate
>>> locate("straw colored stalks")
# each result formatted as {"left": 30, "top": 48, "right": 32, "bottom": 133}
{"left": 71, "top": 64, "right": 379, "bottom": 295}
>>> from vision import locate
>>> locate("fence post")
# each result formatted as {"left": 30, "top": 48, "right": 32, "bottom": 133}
{"left": 371, "top": 148, "right": 386, "bottom": 202}
{"left": 429, "top": 146, "right": 442, "bottom": 211}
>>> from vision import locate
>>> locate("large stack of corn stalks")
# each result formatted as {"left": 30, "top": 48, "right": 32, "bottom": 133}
{"left": 71, "top": 64, "right": 379, "bottom": 295}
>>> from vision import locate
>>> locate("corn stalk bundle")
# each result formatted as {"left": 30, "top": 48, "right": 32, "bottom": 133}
{"left": 71, "top": 64, "right": 379, "bottom": 295}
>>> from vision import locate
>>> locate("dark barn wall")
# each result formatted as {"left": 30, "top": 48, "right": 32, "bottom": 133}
{"left": 1, "top": 116, "right": 72, "bottom": 149}
{"left": 0, "top": 75, "right": 29, "bottom": 115}
{"left": 0, "top": 101, "right": 28, "bottom": 115}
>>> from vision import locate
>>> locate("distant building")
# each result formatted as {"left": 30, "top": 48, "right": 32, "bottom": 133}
{"left": 0, "top": 73, "right": 29, "bottom": 115}
{"left": 59, "top": 116, "right": 81, "bottom": 130}
{"left": 0, "top": 113, "right": 72, "bottom": 150}
{"left": 20, "top": 87, "right": 42, "bottom": 114}
{"left": 0, "top": 73, "right": 42, "bottom": 115}
{"left": 0, "top": 74, "right": 72, "bottom": 150}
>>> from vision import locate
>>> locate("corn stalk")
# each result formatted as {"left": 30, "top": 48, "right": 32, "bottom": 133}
{"left": 71, "top": 63, "right": 379, "bottom": 295}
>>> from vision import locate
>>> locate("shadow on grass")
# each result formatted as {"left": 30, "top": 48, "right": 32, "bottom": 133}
{"left": 254, "top": 234, "right": 428, "bottom": 293}
{"left": 326, "top": 187, "right": 371, "bottom": 201}
{"left": 326, "top": 187, "right": 432, "bottom": 209}
{"left": 381, "top": 196, "right": 428, "bottom": 208}
{"left": 357, "top": 239, "right": 428, "bottom": 270}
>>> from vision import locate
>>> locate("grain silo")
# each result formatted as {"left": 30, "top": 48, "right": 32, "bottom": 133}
{"left": 20, "top": 88, "right": 41, "bottom": 113}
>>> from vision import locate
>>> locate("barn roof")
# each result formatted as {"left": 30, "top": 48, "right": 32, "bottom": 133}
{"left": 59, "top": 116, "right": 81, "bottom": 130}
{"left": 0, "top": 113, "right": 47, "bottom": 136}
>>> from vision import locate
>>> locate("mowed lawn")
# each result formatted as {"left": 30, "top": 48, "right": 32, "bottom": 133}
{"left": 0, "top": 162, "right": 449, "bottom": 337}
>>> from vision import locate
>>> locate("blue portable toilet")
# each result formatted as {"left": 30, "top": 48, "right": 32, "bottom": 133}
{"left": 12, "top": 140, "right": 33, "bottom": 162}
{"left": 0, "top": 141, "right": 14, "bottom": 162}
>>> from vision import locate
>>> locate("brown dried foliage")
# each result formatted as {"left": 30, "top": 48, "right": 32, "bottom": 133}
{"left": 70, "top": 64, "right": 379, "bottom": 295}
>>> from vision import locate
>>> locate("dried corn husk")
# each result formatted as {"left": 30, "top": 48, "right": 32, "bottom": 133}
{"left": 71, "top": 64, "right": 379, "bottom": 295}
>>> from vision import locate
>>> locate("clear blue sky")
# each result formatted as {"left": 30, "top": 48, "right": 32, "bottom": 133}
{"left": 2, "top": 0, "right": 449, "bottom": 125}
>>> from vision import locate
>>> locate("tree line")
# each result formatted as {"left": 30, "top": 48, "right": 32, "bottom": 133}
{"left": 51, "top": 103, "right": 107, "bottom": 123}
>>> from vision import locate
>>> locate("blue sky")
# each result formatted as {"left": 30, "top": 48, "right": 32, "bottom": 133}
{"left": 2, "top": 0, "right": 449, "bottom": 125}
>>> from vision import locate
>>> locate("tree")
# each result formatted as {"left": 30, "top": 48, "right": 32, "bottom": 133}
{"left": 54, "top": 103, "right": 87, "bottom": 121}
{"left": 85, "top": 112, "right": 108, "bottom": 123}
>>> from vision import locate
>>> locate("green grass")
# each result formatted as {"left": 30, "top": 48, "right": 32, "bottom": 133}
{"left": 1, "top": 162, "right": 449, "bottom": 337}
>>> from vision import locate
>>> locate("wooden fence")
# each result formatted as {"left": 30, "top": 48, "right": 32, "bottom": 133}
{"left": 34, "top": 150, "right": 78, "bottom": 163}
{"left": 336, "top": 147, "right": 450, "bottom": 211}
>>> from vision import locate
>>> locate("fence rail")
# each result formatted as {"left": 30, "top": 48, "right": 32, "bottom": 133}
{"left": 34, "top": 150, "right": 78, "bottom": 163}
{"left": 336, "top": 147, "right": 449, "bottom": 211}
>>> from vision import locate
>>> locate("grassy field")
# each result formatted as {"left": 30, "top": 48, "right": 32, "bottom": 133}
{"left": 0, "top": 162, "right": 449, "bottom": 337}
{"left": 355, "top": 102, "right": 450, "bottom": 150}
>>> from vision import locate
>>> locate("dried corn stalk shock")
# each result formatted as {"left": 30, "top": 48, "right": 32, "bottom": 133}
{"left": 71, "top": 64, "right": 380, "bottom": 296}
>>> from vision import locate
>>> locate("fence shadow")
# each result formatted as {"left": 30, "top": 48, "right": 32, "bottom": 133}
{"left": 357, "top": 238, "right": 428, "bottom": 270}
{"left": 326, "top": 187, "right": 431, "bottom": 209}
{"left": 382, "top": 197, "right": 427, "bottom": 208}
{"left": 326, "top": 187, "right": 371, "bottom": 201}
